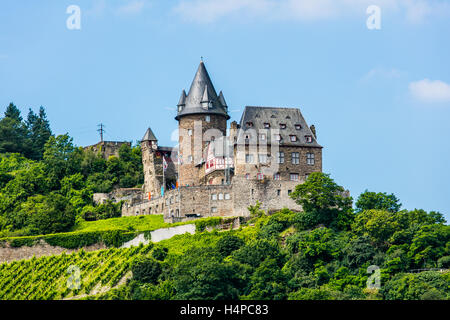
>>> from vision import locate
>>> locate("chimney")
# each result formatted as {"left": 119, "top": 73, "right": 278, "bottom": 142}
{"left": 310, "top": 125, "right": 317, "bottom": 139}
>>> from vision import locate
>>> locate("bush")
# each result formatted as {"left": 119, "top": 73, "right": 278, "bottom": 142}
{"left": 216, "top": 234, "right": 244, "bottom": 257}
{"left": 132, "top": 258, "right": 162, "bottom": 284}
{"left": 152, "top": 246, "right": 168, "bottom": 261}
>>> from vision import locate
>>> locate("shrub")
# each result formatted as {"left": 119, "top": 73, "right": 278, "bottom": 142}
{"left": 132, "top": 258, "right": 162, "bottom": 284}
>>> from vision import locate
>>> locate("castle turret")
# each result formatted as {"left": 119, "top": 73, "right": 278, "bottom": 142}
{"left": 176, "top": 61, "right": 229, "bottom": 186}
{"left": 141, "top": 127, "right": 161, "bottom": 197}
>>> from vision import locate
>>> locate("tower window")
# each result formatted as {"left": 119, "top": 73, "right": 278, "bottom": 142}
{"left": 277, "top": 189, "right": 281, "bottom": 196}
{"left": 290, "top": 173, "right": 299, "bottom": 181}
{"left": 274, "top": 134, "right": 282, "bottom": 141}
{"left": 257, "top": 173, "right": 264, "bottom": 180}
{"left": 245, "top": 154, "right": 254, "bottom": 163}
{"left": 291, "top": 152, "right": 300, "bottom": 164}
{"left": 305, "top": 135, "right": 313, "bottom": 143}
{"left": 205, "top": 115, "right": 210, "bottom": 122}
{"left": 188, "top": 129, "right": 193, "bottom": 136}
{"left": 264, "top": 123, "right": 270, "bottom": 129}
{"left": 280, "top": 123, "right": 286, "bottom": 129}
{"left": 290, "top": 135, "right": 298, "bottom": 142}
{"left": 225, "top": 193, "right": 231, "bottom": 200}
{"left": 307, "top": 153, "right": 315, "bottom": 165}
{"left": 277, "top": 152, "right": 285, "bottom": 164}
{"left": 295, "top": 124, "right": 302, "bottom": 130}
{"left": 187, "top": 155, "right": 193, "bottom": 163}
{"left": 260, "top": 133, "right": 266, "bottom": 141}
{"left": 246, "top": 121, "right": 253, "bottom": 127}
{"left": 211, "top": 194, "right": 217, "bottom": 200}
{"left": 211, "top": 207, "right": 218, "bottom": 213}
{"left": 218, "top": 193, "right": 224, "bottom": 200}
{"left": 274, "top": 173, "right": 281, "bottom": 180}
{"left": 245, "top": 173, "right": 250, "bottom": 180}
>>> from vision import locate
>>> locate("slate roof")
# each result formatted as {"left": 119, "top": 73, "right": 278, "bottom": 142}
{"left": 141, "top": 127, "right": 158, "bottom": 142}
{"left": 175, "top": 61, "right": 230, "bottom": 120}
{"left": 237, "top": 106, "right": 322, "bottom": 148}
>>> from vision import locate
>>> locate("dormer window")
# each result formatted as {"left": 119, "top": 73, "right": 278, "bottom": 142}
{"left": 264, "top": 123, "right": 270, "bottom": 129}
{"left": 286, "top": 116, "right": 291, "bottom": 120}
{"left": 305, "top": 135, "right": 313, "bottom": 143}
{"left": 295, "top": 124, "right": 302, "bottom": 130}
{"left": 274, "top": 134, "right": 282, "bottom": 141}
{"left": 290, "top": 135, "right": 298, "bottom": 142}
{"left": 246, "top": 121, "right": 253, "bottom": 127}
{"left": 178, "top": 106, "right": 183, "bottom": 112}
{"left": 260, "top": 133, "right": 266, "bottom": 141}
{"left": 280, "top": 123, "right": 286, "bottom": 129}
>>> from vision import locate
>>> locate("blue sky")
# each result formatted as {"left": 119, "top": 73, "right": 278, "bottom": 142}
{"left": 1, "top": 0, "right": 450, "bottom": 220}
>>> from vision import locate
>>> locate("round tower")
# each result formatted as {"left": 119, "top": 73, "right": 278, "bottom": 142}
{"left": 175, "top": 61, "right": 230, "bottom": 186}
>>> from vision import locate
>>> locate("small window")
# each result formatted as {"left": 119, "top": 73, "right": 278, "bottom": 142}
{"left": 305, "top": 135, "right": 313, "bottom": 143}
{"left": 187, "top": 155, "right": 193, "bottom": 163}
{"left": 260, "top": 133, "right": 266, "bottom": 141}
{"left": 245, "top": 154, "right": 254, "bottom": 163}
{"left": 290, "top": 135, "right": 298, "bottom": 142}
{"left": 178, "top": 106, "right": 183, "bottom": 112}
{"left": 211, "top": 194, "right": 217, "bottom": 200}
{"left": 280, "top": 123, "right": 286, "bottom": 129}
{"left": 218, "top": 193, "right": 224, "bottom": 200}
{"left": 188, "top": 129, "right": 193, "bottom": 136}
{"left": 257, "top": 173, "right": 264, "bottom": 180}
{"left": 264, "top": 123, "right": 270, "bottom": 129}
{"left": 277, "top": 152, "right": 285, "bottom": 164}
{"left": 258, "top": 154, "right": 268, "bottom": 164}
{"left": 305, "top": 173, "right": 310, "bottom": 180}
{"left": 224, "top": 193, "right": 231, "bottom": 200}
{"left": 246, "top": 121, "right": 253, "bottom": 127}
{"left": 291, "top": 152, "right": 300, "bottom": 164}
{"left": 274, "top": 134, "right": 282, "bottom": 141}
{"left": 290, "top": 173, "right": 299, "bottom": 181}
{"left": 307, "top": 153, "right": 315, "bottom": 165}
{"left": 288, "top": 190, "right": 292, "bottom": 195}
{"left": 211, "top": 207, "right": 218, "bottom": 213}
{"left": 245, "top": 173, "right": 250, "bottom": 180}
{"left": 274, "top": 173, "right": 281, "bottom": 180}
{"left": 277, "top": 189, "right": 281, "bottom": 196}
{"left": 286, "top": 116, "right": 291, "bottom": 120}
{"left": 295, "top": 124, "right": 302, "bottom": 130}
{"left": 205, "top": 115, "right": 211, "bottom": 122}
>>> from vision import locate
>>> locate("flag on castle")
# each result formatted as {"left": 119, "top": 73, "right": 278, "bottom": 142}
{"left": 148, "top": 192, "right": 151, "bottom": 200}
{"left": 163, "top": 156, "right": 168, "bottom": 171}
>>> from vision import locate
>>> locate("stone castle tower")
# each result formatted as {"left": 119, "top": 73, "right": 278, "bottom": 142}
{"left": 141, "top": 127, "right": 161, "bottom": 198}
{"left": 175, "top": 61, "right": 230, "bottom": 187}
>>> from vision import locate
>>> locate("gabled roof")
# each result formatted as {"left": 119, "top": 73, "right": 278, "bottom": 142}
{"left": 175, "top": 61, "right": 229, "bottom": 120}
{"left": 238, "top": 106, "right": 322, "bottom": 148}
{"left": 141, "top": 127, "right": 158, "bottom": 142}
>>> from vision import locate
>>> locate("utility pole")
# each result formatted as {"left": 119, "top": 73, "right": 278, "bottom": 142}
{"left": 97, "top": 124, "right": 105, "bottom": 142}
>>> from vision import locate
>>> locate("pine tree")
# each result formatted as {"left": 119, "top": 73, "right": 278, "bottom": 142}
{"left": 0, "top": 103, "right": 30, "bottom": 155}
{"left": 26, "top": 106, "right": 52, "bottom": 160}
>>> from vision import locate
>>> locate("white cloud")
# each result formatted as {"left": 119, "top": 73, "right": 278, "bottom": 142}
{"left": 362, "top": 67, "right": 402, "bottom": 81}
{"left": 409, "top": 79, "right": 450, "bottom": 103}
{"left": 172, "top": 0, "right": 450, "bottom": 24}
{"left": 116, "top": 1, "right": 146, "bottom": 16}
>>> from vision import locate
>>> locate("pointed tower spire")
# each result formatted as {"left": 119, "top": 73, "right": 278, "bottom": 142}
{"left": 218, "top": 91, "right": 227, "bottom": 109}
{"left": 178, "top": 90, "right": 187, "bottom": 106}
{"left": 141, "top": 127, "right": 158, "bottom": 142}
{"left": 175, "top": 61, "right": 230, "bottom": 120}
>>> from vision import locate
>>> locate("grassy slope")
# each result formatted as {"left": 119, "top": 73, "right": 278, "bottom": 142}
{"left": 0, "top": 228, "right": 237, "bottom": 300}
{"left": 70, "top": 215, "right": 187, "bottom": 232}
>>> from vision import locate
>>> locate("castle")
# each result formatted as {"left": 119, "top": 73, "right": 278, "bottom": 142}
{"left": 118, "top": 61, "right": 323, "bottom": 222}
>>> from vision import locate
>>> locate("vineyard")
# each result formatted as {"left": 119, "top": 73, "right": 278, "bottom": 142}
{"left": 0, "top": 243, "right": 153, "bottom": 300}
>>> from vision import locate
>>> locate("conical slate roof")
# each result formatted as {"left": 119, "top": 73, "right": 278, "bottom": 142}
{"left": 175, "top": 61, "right": 229, "bottom": 120}
{"left": 141, "top": 127, "right": 157, "bottom": 142}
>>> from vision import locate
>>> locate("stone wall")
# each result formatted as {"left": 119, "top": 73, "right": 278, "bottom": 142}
{"left": 84, "top": 141, "right": 131, "bottom": 159}
{"left": 0, "top": 240, "right": 107, "bottom": 264}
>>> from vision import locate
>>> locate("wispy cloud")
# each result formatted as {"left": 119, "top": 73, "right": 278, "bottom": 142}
{"left": 115, "top": 1, "right": 146, "bottom": 16}
{"left": 362, "top": 67, "right": 402, "bottom": 82}
{"left": 172, "top": 0, "right": 450, "bottom": 24}
{"left": 409, "top": 79, "right": 450, "bottom": 103}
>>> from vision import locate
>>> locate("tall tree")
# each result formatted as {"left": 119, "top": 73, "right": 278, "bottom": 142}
{"left": 0, "top": 103, "right": 29, "bottom": 155}
{"left": 26, "top": 106, "right": 52, "bottom": 160}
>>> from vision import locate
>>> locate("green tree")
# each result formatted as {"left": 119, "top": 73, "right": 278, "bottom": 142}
{"left": 21, "top": 193, "right": 76, "bottom": 235}
{"left": 132, "top": 257, "right": 162, "bottom": 284}
{"left": 216, "top": 234, "right": 245, "bottom": 257}
{"left": 289, "top": 172, "right": 353, "bottom": 230}
{"left": 355, "top": 190, "right": 401, "bottom": 213}
{"left": 0, "top": 103, "right": 30, "bottom": 156}
{"left": 26, "top": 106, "right": 52, "bottom": 160}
